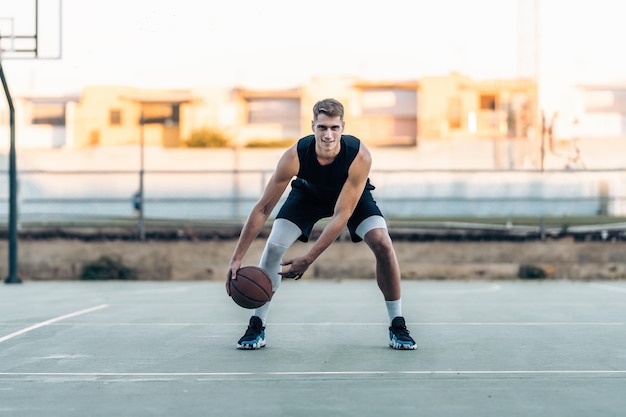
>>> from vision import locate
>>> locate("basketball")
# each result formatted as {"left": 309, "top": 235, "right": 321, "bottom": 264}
{"left": 228, "top": 266, "right": 273, "bottom": 309}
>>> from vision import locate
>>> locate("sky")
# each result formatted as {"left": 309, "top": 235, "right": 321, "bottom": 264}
{"left": 1, "top": 0, "right": 626, "bottom": 113}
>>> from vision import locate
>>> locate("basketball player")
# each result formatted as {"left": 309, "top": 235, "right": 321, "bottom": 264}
{"left": 227, "top": 98, "right": 416, "bottom": 350}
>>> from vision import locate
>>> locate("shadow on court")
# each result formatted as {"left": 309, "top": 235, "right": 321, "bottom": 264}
{"left": 1, "top": 280, "right": 625, "bottom": 417}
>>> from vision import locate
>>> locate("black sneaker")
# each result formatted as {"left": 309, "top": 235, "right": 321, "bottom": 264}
{"left": 237, "top": 316, "right": 266, "bottom": 350}
{"left": 389, "top": 316, "right": 417, "bottom": 350}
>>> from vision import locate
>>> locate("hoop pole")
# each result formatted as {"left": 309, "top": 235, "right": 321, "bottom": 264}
{"left": 0, "top": 58, "right": 21, "bottom": 283}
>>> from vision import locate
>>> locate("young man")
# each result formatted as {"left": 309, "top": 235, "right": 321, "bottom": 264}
{"left": 226, "top": 98, "right": 416, "bottom": 350}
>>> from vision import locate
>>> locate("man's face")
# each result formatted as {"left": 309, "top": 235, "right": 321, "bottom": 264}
{"left": 312, "top": 113, "right": 344, "bottom": 153}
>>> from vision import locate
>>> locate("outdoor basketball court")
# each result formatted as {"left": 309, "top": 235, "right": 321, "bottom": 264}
{"left": 1, "top": 279, "right": 624, "bottom": 416}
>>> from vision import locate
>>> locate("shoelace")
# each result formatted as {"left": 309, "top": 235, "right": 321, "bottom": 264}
{"left": 391, "top": 324, "right": 411, "bottom": 340}
{"left": 244, "top": 324, "right": 263, "bottom": 338}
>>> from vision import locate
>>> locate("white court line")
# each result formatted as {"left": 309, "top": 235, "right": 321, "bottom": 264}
{"left": 420, "top": 284, "right": 502, "bottom": 294}
{"left": 267, "top": 322, "right": 625, "bottom": 326}
{"left": 0, "top": 304, "right": 109, "bottom": 344}
{"left": 0, "top": 370, "right": 625, "bottom": 377}
{"left": 413, "top": 322, "right": 624, "bottom": 326}
{"left": 590, "top": 283, "right": 626, "bottom": 294}
{"left": 0, "top": 321, "right": 622, "bottom": 327}
{"left": 125, "top": 286, "right": 191, "bottom": 295}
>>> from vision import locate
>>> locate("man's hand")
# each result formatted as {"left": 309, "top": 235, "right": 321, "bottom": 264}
{"left": 279, "top": 256, "right": 311, "bottom": 280}
{"left": 226, "top": 260, "right": 242, "bottom": 295}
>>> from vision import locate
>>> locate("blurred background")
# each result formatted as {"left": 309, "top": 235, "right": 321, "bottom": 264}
{"left": 1, "top": 0, "right": 626, "bottom": 241}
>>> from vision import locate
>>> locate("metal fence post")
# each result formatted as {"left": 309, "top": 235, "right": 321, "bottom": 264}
{"left": 138, "top": 111, "right": 145, "bottom": 241}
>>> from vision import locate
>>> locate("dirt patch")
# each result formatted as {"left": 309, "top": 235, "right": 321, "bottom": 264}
{"left": 3, "top": 238, "right": 626, "bottom": 281}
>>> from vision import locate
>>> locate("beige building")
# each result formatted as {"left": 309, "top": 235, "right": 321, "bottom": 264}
{"left": 5, "top": 73, "right": 538, "bottom": 149}
{"left": 418, "top": 72, "right": 537, "bottom": 140}
{"left": 72, "top": 86, "right": 195, "bottom": 148}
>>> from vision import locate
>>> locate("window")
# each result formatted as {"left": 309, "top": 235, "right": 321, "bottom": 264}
{"left": 171, "top": 104, "right": 180, "bottom": 124}
{"left": 247, "top": 98, "right": 299, "bottom": 124}
{"left": 583, "top": 90, "right": 626, "bottom": 113}
{"left": 142, "top": 103, "right": 180, "bottom": 125}
{"left": 246, "top": 98, "right": 300, "bottom": 135}
{"left": 32, "top": 103, "right": 65, "bottom": 126}
{"left": 357, "top": 88, "right": 417, "bottom": 146}
{"left": 479, "top": 94, "right": 497, "bottom": 111}
{"left": 361, "top": 89, "right": 417, "bottom": 116}
{"left": 110, "top": 109, "right": 122, "bottom": 125}
{"left": 448, "top": 96, "right": 462, "bottom": 129}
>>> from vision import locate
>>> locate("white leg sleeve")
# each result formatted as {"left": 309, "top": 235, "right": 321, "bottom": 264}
{"left": 355, "top": 215, "right": 388, "bottom": 240}
{"left": 259, "top": 219, "right": 301, "bottom": 291}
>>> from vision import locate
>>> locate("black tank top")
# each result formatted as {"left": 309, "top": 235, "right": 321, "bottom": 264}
{"left": 293, "top": 134, "right": 370, "bottom": 204}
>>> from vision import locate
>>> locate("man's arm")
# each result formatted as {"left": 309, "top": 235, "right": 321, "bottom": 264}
{"left": 227, "top": 145, "right": 299, "bottom": 284}
{"left": 280, "top": 144, "right": 372, "bottom": 279}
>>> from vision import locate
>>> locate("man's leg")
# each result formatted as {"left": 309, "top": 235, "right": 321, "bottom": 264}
{"left": 358, "top": 216, "right": 417, "bottom": 350}
{"left": 357, "top": 216, "right": 401, "bottom": 301}
{"left": 237, "top": 219, "right": 301, "bottom": 350}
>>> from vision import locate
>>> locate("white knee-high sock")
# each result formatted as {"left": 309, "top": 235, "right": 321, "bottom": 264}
{"left": 253, "top": 302, "right": 271, "bottom": 325}
{"left": 385, "top": 299, "right": 402, "bottom": 323}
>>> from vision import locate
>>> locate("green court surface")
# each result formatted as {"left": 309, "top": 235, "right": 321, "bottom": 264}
{"left": 1, "top": 280, "right": 625, "bottom": 417}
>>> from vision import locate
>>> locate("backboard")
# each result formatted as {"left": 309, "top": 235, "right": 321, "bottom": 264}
{"left": 0, "top": 0, "right": 62, "bottom": 60}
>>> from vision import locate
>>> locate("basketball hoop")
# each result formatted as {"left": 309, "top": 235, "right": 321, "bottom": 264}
{"left": 0, "top": 0, "right": 63, "bottom": 61}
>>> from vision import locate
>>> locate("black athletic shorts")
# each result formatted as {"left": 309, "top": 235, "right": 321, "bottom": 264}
{"left": 276, "top": 179, "right": 383, "bottom": 243}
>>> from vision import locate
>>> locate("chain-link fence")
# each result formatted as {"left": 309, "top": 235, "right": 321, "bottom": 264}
{"left": 3, "top": 168, "right": 626, "bottom": 238}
